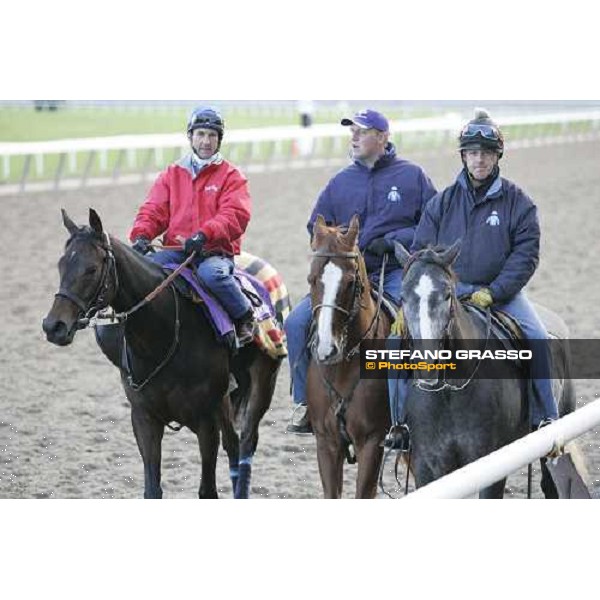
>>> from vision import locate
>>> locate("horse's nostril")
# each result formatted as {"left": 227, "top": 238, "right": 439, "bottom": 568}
{"left": 42, "top": 317, "right": 69, "bottom": 341}
{"left": 42, "top": 317, "right": 56, "bottom": 334}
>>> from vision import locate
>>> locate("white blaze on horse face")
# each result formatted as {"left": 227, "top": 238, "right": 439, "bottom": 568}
{"left": 316, "top": 262, "right": 343, "bottom": 360}
{"left": 415, "top": 274, "right": 435, "bottom": 339}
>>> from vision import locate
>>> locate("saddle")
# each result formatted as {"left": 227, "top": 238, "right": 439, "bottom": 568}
{"left": 369, "top": 288, "right": 399, "bottom": 323}
{"left": 161, "top": 254, "right": 289, "bottom": 359}
{"left": 462, "top": 302, "right": 524, "bottom": 343}
{"left": 96, "top": 253, "right": 289, "bottom": 368}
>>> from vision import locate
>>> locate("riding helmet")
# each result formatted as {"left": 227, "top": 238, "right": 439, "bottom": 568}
{"left": 458, "top": 108, "right": 504, "bottom": 158}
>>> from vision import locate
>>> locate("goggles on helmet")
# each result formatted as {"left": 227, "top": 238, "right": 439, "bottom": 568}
{"left": 189, "top": 116, "right": 223, "bottom": 130}
{"left": 460, "top": 123, "right": 501, "bottom": 141}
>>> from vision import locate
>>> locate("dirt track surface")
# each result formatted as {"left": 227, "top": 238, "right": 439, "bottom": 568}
{"left": 1, "top": 140, "right": 599, "bottom": 499}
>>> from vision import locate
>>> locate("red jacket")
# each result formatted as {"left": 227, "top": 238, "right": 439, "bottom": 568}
{"left": 130, "top": 155, "right": 251, "bottom": 256}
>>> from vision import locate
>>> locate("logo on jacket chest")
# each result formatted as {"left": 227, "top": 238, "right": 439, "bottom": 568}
{"left": 485, "top": 210, "right": 500, "bottom": 227}
{"left": 387, "top": 186, "right": 402, "bottom": 202}
{"left": 204, "top": 184, "right": 219, "bottom": 193}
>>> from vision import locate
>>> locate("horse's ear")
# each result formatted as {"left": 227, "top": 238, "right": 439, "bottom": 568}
{"left": 61, "top": 209, "right": 79, "bottom": 235}
{"left": 313, "top": 214, "right": 328, "bottom": 236}
{"left": 440, "top": 239, "right": 461, "bottom": 266}
{"left": 89, "top": 208, "right": 103, "bottom": 235}
{"left": 343, "top": 214, "right": 360, "bottom": 246}
{"left": 311, "top": 214, "right": 328, "bottom": 248}
{"left": 394, "top": 241, "right": 411, "bottom": 267}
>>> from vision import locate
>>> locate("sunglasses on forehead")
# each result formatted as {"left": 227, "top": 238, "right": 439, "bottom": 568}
{"left": 461, "top": 123, "right": 500, "bottom": 140}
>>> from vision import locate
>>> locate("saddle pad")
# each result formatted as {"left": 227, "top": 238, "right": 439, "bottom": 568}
{"left": 235, "top": 251, "right": 291, "bottom": 326}
{"left": 164, "top": 253, "right": 288, "bottom": 359}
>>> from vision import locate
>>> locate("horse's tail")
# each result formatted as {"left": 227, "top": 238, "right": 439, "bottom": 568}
{"left": 565, "top": 440, "right": 590, "bottom": 483}
{"left": 558, "top": 348, "right": 589, "bottom": 483}
{"left": 230, "top": 366, "right": 252, "bottom": 423}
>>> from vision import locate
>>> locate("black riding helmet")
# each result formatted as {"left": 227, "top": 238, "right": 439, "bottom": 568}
{"left": 458, "top": 108, "right": 504, "bottom": 158}
{"left": 187, "top": 106, "right": 225, "bottom": 149}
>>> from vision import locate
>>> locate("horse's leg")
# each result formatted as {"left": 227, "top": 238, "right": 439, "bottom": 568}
{"left": 479, "top": 479, "right": 506, "bottom": 499}
{"left": 131, "top": 404, "right": 164, "bottom": 499}
{"left": 219, "top": 394, "right": 240, "bottom": 498}
{"left": 411, "top": 454, "right": 441, "bottom": 490}
{"left": 314, "top": 432, "right": 345, "bottom": 498}
{"left": 196, "top": 414, "right": 220, "bottom": 499}
{"left": 354, "top": 438, "right": 384, "bottom": 499}
{"left": 235, "top": 354, "right": 280, "bottom": 499}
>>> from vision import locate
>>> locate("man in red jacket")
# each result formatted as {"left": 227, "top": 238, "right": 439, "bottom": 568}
{"left": 129, "top": 106, "right": 255, "bottom": 344}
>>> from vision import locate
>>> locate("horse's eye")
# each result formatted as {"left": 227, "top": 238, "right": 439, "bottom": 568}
{"left": 84, "top": 266, "right": 98, "bottom": 276}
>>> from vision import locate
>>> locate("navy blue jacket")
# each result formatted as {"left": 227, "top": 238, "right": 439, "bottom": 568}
{"left": 412, "top": 169, "right": 540, "bottom": 303}
{"left": 308, "top": 144, "right": 437, "bottom": 273}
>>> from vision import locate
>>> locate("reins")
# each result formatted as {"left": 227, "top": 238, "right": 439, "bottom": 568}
{"left": 59, "top": 234, "right": 198, "bottom": 398}
{"left": 411, "top": 305, "right": 492, "bottom": 393}
{"left": 310, "top": 249, "right": 389, "bottom": 464}
{"left": 401, "top": 253, "right": 492, "bottom": 394}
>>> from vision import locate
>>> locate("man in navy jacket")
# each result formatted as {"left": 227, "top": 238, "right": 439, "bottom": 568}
{"left": 387, "top": 108, "right": 558, "bottom": 451}
{"left": 285, "top": 109, "right": 437, "bottom": 434}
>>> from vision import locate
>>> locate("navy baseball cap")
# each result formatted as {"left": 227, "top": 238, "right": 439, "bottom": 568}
{"left": 341, "top": 109, "right": 389, "bottom": 132}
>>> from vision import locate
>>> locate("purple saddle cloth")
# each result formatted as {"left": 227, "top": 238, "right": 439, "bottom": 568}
{"left": 163, "top": 263, "right": 275, "bottom": 339}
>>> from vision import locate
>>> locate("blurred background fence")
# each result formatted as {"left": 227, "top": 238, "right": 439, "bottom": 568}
{"left": 1, "top": 100, "right": 599, "bottom": 194}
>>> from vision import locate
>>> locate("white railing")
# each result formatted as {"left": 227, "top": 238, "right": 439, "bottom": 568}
{"left": 404, "top": 399, "right": 600, "bottom": 499}
{"left": 2, "top": 110, "right": 600, "bottom": 193}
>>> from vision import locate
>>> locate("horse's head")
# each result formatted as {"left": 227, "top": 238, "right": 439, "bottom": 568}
{"left": 42, "top": 209, "right": 117, "bottom": 346}
{"left": 308, "top": 214, "right": 367, "bottom": 364}
{"left": 394, "top": 239, "right": 461, "bottom": 350}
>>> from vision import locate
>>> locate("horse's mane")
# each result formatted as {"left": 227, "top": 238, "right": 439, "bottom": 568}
{"left": 65, "top": 226, "right": 166, "bottom": 282}
{"left": 404, "top": 245, "right": 458, "bottom": 282}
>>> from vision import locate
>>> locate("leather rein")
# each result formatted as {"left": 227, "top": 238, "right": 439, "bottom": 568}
{"left": 56, "top": 233, "right": 197, "bottom": 391}
{"left": 402, "top": 256, "right": 491, "bottom": 393}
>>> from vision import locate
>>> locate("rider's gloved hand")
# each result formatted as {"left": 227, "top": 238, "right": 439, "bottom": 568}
{"left": 132, "top": 236, "right": 152, "bottom": 255}
{"left": 183, "top": 231, "right": 207, "bottom": 256}
{"left": 367, "top": 237, "right": 395, "bottom": 256}
{"left": 470, "top": 288, "right": 494, "bottom": 308}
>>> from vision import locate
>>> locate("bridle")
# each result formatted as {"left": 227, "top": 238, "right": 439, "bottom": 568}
{"left": 310, "top": 249, "right": 387, "bottom": 363}
{"left": 55, "top": 232, "right": 196, "bottom": 395}
{"left": 310, "top": 250, "right": 360, "bottom": 316}
{"left": 308, "top": 248, "right": 388, "bottom": 465}
{"left": 402, "top": 256, "right": 491, "bottom": 392}
{"left": 55, "top": 232, "right": 118, "bottom": 330}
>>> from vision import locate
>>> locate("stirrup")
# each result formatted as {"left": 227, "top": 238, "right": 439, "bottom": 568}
{"left": 235, "top": 320, "right": 256, "bottom": 346}
{"left": 382, "top": 423, "right": 411, "bottom": 452}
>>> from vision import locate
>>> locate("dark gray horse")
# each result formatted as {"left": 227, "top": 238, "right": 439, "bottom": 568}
{"left": 42, "top": 209, "right": 282, "bottom": 499}
{"left": 393, "top": 241, "right": 575, "bottom": 498}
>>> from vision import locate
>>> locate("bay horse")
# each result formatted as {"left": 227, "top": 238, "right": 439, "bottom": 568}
{"left": 306, "top": 215, "right": 391, "bottom": 498}
{"left": 393, "top": 241, "right": 576, "bottom": 498}
{"left": 42, "top": 208, "right": 282, "bottom": 499}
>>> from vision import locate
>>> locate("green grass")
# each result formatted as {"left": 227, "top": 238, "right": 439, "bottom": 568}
{"left": 0, "top": 105, "right": 437, "bottom": 142}
{"left": 2, "top": 106, "right": 595, "bottom": 186}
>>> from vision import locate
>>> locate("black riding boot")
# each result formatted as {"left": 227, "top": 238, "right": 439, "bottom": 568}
{"left": 235, "top": 309, "right": 256, "bottom": 345}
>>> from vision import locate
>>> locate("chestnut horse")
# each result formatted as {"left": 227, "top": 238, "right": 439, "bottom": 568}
{"left": 306, "top": 215, "right": 391, "bottom": 498}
